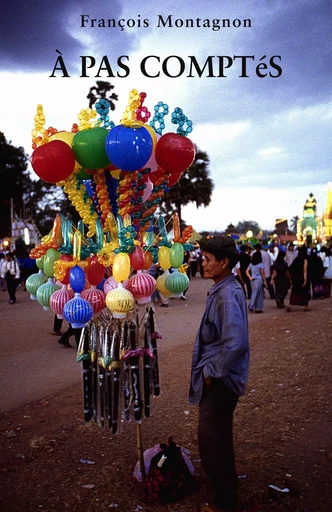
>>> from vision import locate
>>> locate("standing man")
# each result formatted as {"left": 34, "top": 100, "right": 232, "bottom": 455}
{"left": 238, "top": 245, "right": 252, "bottom": 299}
{"left": 190, "top": 236, "right": 250, "bottom": 512}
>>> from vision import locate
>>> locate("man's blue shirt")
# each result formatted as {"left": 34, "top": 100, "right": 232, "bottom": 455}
{"left": 189, "top": 274, "right": 250, "bottom": 404}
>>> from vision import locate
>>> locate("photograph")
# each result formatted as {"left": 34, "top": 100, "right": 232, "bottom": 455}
{"left": 0, "top": 1, "right": 331, "bottom": 511}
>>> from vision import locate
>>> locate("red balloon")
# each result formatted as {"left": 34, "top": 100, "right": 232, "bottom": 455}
{"left": 31, "top": 140, "right": 75, "bottom": 183}
{"left": 149, "top": 167, "right": 166, "bottom": 184}
{"left": 60, "top": 254, "right": 73, "bottom": 285}
{"left": 87, "top": 255, "right": 105, "bottom": 286}
{"left": 129, "top": 246, "right": 145, "bottom": 271}
{"left": 155, "top": 133, "right": 195, "bottom": 174}
{"left": 167, "top": 173, "right": 182, "bottom": 187}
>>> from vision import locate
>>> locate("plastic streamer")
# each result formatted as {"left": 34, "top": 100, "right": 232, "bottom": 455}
{"left": 76, "top": 306, "right": 161, "bottom": 433}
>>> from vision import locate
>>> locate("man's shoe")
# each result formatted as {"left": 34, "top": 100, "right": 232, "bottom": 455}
{"left": 58, "top": 338, "right": 71, "bottom": 348}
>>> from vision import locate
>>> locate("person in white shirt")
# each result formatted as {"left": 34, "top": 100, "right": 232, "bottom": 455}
{"left": 322, "top": 247, "right": 332, "bottom": 298}
{"left": 1, "top": 252, "right": 21, "bottom": 304}
{"left": 0, "top": 254, "right": 7, "bottom": 291}
{"left": 285, "top": 243, "right": 298, "bottom": 267}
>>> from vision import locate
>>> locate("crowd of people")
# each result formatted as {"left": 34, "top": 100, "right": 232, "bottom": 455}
{"left": 232, "top": 241, "right": 332, "bottom": 313}
{"left": 148, "top": 240, "right": 332, "bottom": 315}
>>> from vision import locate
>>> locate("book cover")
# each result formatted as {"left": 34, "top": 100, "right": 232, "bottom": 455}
{"left": 0, "top": 0, "right": 330, "bottom": 233}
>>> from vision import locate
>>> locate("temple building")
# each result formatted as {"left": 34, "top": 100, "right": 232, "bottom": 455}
{"left": 322, "top": 182, "right": 332, "bottom": 241}
{"left": 297, "top": 192, "right": 323, "bottom": 246}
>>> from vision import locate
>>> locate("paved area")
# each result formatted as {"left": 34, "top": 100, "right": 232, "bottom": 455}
{"left": 0, "top": 278, "right": 209, "bottom": 412}
{"left": 2, "top": 277, "right": 329, "bottom": 413}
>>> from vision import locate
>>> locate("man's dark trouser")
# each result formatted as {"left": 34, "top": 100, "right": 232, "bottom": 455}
{"left": 198, "top": 379, "right": 239, "bottom": 510}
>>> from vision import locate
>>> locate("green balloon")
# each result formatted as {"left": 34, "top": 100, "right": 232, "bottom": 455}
{"left": 165, "top": 270, "right": 189, "bottom": 295}
{"left": 76, "top": 167, "right": 91, "bottom": 180}
{"left": 25, "top": 270, "right": 48, "bottom": 300}
{"left": 36, "top": 256, "right": 45, "bottom": 270}
{"left": 72, "top": 127, "right": 111, "bottom": 169}
{"left": 44, "top": 248, "right": 61, "bottom": 278}
{"left": 170, "top": 242, "right": 184, "bottom": 268}
{"left": 36, "top": 279, "right": 60, "bottom": 311}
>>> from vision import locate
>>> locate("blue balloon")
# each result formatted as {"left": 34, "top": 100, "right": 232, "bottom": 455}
{"left": 97, "top": 278, "right": 106, "bottom": 291}
{"left": 63, "top": 295, "right": 93, "bottom": 328}
{"left": 84, "top": 179, "right": 95, "bottom": 198}
{"left": 69, "top": 265, "right": 86, "bottom": 293}
{"left": 105, "top": 125, "right": 153, "bottom": 171}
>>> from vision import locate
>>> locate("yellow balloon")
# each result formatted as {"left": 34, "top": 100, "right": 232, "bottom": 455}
{"left": 111, "top": 169, "right": 121, "bottom": 180}
{"left": 49, "top": 131, "right": 75, "bottom": 146}
{"left": 156, "top": 271, "right": 173, "bottom": 297}
{"left": 158, "top": 246, "right": 171, "bottom": 270}
{"left": 112, "top": 252, "right": 131, "bottom": 283}
{"left": 144, "top": 124, "right": 158, "bottom": 151}
{"left": 106, "top": 283, "right": 135, "bottom": 319}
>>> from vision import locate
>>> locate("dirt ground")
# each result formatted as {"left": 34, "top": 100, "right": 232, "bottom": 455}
{"left": 0, "top": 283, "right": 331, "bottom": 512}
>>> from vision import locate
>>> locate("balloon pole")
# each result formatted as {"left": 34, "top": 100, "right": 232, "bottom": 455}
{"left": 137, "top": 422, "right": 146, "bottom": 482}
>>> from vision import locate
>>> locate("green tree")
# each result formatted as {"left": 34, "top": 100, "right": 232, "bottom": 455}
{"left": 0, "top": 132, "right": 30, "bottom": 238}
{"left": 87, "top": 81, "right": 119, "bottom": 110}
{"left": 23, "top": 178, "right": 78, "bottom": 235}
{"left": 234, "top": 220, "right": 261, "bottom": 236}
{"left": 161, "top": 147, "right": 213, "bottom": 228}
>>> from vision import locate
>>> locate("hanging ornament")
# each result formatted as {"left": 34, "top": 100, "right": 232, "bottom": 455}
{"left": 81, "top": 286, "right": 106, "bottom": 315}
{"left": 165, "top": 269, "right": 189, "bottom": 296}
{"left": 50, "top": 284, "right": 75, "bottom": 319}
{"left": 63, "top": 293, "right": 94, "bottom": 328}
{"left": 36, "top": 278, "right": 61, "bottom": 311}
{"left": 105, "top": 283, "right": 135, "bottom": 319}
{"left": 127, "top": 271, "right": 156, "bottom": 305}
{"left": 25, "top": 270, "right": 48, "bottom": 300}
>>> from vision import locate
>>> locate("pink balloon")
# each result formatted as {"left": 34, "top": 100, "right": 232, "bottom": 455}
{"left": 142, "top": 178, "right": 153, "bottom": 203}
{"left": 103, "top": 276, "right": 128, "bottom": 294}
{"left": 144, "top": 133, "right": 161, "bottom": 172}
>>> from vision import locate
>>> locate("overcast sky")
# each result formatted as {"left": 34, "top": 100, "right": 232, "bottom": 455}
{"left": 0, "top": 0, "right": 331, "bottom": 232}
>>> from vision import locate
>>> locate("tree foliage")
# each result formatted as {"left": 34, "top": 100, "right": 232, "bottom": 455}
{"left": 290, "top": 215, "right": 299, "bottom": 233}
{"left": 234, "top": 220, "right": 261, "bottom": 236}
{"left": 0, "top": 132, "right": 30, "bottom": 238}
{"left": 161, "top": 147, "right": 213, "bottom": 228}
{"left": 23, "top": 179, "right": 78, "bottom": 235}
{"left": 87, "top": 81, "right": 119, "bottom": 110}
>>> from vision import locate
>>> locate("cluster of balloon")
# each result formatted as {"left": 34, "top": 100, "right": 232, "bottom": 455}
{"left": 30, "top": 89, "right": 195, "bottom": 239}
{"left": 27, "top": 90, "right": 198, "bottom": 440}
{"left": 25, "top": 89, "right": 200, "bottom": 448}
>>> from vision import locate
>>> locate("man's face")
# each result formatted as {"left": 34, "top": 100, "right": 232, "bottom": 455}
{"left": 201, "top": 251, "right": 229, "bottom": 283}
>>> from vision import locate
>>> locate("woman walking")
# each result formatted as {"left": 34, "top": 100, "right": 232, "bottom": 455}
{"left": 270, "top": 251, "right": 291, "bottom": 308}
{"left": 308, "top": 248, "right": 325, "bottom": 299}
{"left": 246, "top": 251, "right": 268, "bottom": 313}
{"left": 287, "top": 246, "right": 310, "bottom": 312}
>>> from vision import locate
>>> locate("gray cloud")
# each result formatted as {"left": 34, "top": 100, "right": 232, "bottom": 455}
{"left": 0, "top": 0, "right": 139, "bottom": 73}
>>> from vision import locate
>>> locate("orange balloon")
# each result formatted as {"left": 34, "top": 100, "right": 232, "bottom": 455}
{"left": 143, "top": 250, "right": 153, "bottom": 270}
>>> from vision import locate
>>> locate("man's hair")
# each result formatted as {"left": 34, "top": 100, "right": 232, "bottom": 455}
{"left": 213, "top": 250, "right": 238, "bottom": 269}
